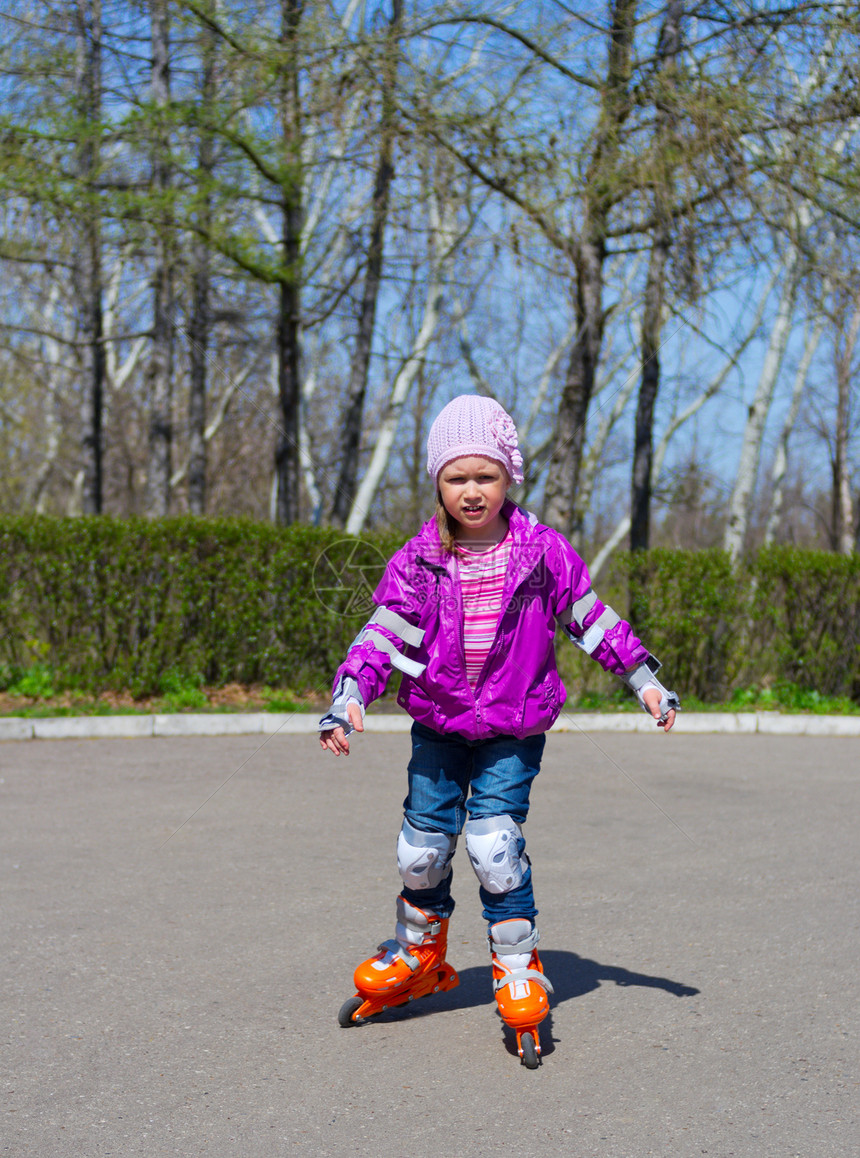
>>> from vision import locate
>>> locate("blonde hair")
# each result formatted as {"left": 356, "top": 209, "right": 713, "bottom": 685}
{"left": 435, "top": 491, "right": 464, "bottom": 555}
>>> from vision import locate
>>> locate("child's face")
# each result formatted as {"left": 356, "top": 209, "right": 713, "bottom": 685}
{"left": 438, "top": 456, "right": 510, "bottom": 538}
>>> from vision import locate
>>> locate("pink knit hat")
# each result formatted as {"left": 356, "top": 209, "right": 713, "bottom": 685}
{"left": 426, "top": 394, "right": 524, "bottom": 485}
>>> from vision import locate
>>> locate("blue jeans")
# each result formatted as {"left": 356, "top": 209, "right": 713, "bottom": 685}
{"left": 402, "top": 721, "right": 546, "bottom": 926}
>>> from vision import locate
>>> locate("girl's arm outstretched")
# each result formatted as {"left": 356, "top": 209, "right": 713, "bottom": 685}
{"left": 552, "top": 533, "right": 680, "bottom": 731}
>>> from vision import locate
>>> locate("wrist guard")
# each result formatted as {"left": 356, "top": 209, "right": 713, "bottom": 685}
{"left": 623, "top": 655, "right": 681, "bottom": 721}
{"left": 318, "top": 676, "right": 365, "bottom": 735}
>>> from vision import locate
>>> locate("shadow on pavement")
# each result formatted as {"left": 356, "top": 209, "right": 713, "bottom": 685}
{"left": 350, "top": 951, "right": 699, "bottom": 1061}
{"left": 539, "top": 950, "right": 700, "bottom": 1005}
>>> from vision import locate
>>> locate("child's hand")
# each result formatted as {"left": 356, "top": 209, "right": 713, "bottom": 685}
{"left": 319, "top": 701, "right": 365, "bottom": 756}
{"left": 642, "top": 686, "right": 676, "bottom": 732}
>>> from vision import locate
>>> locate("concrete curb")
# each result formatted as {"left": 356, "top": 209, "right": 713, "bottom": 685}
{"left": 2, "top": 710, "right": 859, "bottom": 741}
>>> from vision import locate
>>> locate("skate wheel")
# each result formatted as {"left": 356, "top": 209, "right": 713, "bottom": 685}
{"left": 520, "top": 1032, "right": 540, "bottom": 1069}
{"left": 337, "top": 996, "right": 365, "bottom": 1027}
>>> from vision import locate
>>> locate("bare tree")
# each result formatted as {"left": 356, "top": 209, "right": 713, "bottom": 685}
{"left": 763, "top": 316, "right": 825, "bottom": 547}
{"left": 186, "top": 14, "right": 218, "bottom": 516}
{"left": 724, "top": 256, "right": 799, "bottom": 561}
{"left": 273, "top": 0, "right": 304, "bottom": 525}
{"left": 345, "top": 171, "right": 460, "bottom": 535}
{"left": 630, "top": 0, "right": 682, "bottom": 551}
{"left": 590, "top": 272, "right": 777, "bottom": 579}
{"left": 330, "top": 0, "right": 402, "bottom": 526}
{"left": 74, "top": 0, "right": 106, "bottom": 514}
{"left": 542, "top": 0, "right": 637, "bottom": 542}
{"left": 831, "top": 292, "right": 859, "bottom": 554}
{"left": 145, "top": 0, "right": 174, "bottom": 516}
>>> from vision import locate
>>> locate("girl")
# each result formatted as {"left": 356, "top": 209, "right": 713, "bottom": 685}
{"left": 319, "top": 394, "right": 678, "bottom": 1067}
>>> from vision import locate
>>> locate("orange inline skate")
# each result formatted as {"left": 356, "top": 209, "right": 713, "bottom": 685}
{"left": 490, "top": 918, "right": 553, "bottom": 1068}
{"left": 338, "top": 896, "right": 459, "bottom": 1026}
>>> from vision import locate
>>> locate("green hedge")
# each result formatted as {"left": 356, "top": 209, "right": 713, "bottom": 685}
{"left": 0, "top": 520, "right": 858, "bottom": 704}
{"left": 0, "top": 517, "right": 400, "bottom": 696}
{"left": 625, "top": 546, "right": 860, "bottom": 702}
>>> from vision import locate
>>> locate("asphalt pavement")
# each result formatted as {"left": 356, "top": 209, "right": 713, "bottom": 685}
{"left": 2, "top": 728, "right": 857, "bottom": 1157}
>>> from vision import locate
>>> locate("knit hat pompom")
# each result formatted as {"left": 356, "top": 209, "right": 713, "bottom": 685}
{"left": 426, "top": 395, "right": 524, "bottom": 485}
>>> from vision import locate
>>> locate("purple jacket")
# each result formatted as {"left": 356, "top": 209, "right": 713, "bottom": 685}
{"left": 334, "top": 501, "right": 649, "bottom": 740}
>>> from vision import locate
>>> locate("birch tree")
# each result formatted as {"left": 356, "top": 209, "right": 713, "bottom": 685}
{"left": 762, "top": 317, "right": 824, "bottom": 547}
{"left": 330, "top": 0, "right": 402, "bottom": 526}
{"left": 723, "top": 8, "right": 860, "bottom": 557}
{"left": 829, "top": 291, "right": 859, "bottom": 554}
{"left": 723, "top": 255, "right": 799, "bottom": 560}
{"left": 344, "top": 170, "right": 461, "bottom": 535}
{"left": 2, "top": 0, "right": 860, "bottom": 535}
{"left": 589, "top": 272, "right": 777, "bottom": 578}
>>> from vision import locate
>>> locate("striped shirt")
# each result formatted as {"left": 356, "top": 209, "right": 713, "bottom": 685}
{"left": 457, "top": 533, "right": 513, "bottom": 688}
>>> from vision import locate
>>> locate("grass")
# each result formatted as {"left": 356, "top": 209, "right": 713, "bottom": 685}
{"left": 0, "top": 664, "right": 857, "bottom": 717}
{"left": 0, "top": 665, "right": 314, "bottom": 718}
{"left": 573, "top": 684, "right": 860, "bottom": 715}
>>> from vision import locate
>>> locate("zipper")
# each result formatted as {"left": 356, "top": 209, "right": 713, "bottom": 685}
{"left": 415, "top": 555, "right": 448, "bottom": 584}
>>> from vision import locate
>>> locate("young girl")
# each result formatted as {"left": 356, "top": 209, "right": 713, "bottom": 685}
{"left": 319, "top": 394, "right": 678, "bottom": 1067}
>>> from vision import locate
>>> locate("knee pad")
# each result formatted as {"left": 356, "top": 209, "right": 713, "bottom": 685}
{"left": 396, "top": 819, "right": 457, "bottom": 891}
{"left": 464, "top": 815, "right": 529, "bottom": 895}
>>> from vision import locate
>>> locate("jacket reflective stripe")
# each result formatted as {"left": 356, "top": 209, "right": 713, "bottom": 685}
{"left": 571, "top": 588, "right": 598, "bottom": 625}
{"left": 558, "top": 586, "right": 622, "bottom": 655}
{"left": 370, "top": 605, "right": 425, "bottom": 648}
{"left": 558, "top": 587, "right": 598, "bottom": 631}
{"left": 362, "top": 629, "right": 427, "bottom": 678}
{"left": 575, "top": 606, "right": 622, "bottom": 654}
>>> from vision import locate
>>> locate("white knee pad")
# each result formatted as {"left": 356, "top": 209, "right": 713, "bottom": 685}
{"left": 396, "top": 819, "right": 457, "bottom": 891}
{"left": 464, "top": 815, "right": 529, "bottom": 895}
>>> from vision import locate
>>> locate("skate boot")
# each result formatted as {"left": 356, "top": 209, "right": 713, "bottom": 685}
{"left": 490, "top": 918, "right": 553, "bottom": 1068}
{"left": 338, "top": 896, "right": 459, "bottom": 1026}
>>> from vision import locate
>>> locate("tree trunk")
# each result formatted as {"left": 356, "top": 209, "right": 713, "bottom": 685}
{"left": 724, "top": 258, "right": 798, "bottom": 560}
{"left": 630, "top": 224, "right": 670, "bottom": 551}
{"left": 74, "top": 0, "right": 105, "bottom": 515}
{"left": 763, "top": 316, "right": 823, "bottom": 545}
{"left": 187, "top": 19, "right": 217, "bottom": 516}
{"left": 593, "top": 274, "right": 776, "bottom": 575}
{"left": 187, "top": 246, "right": 209, "bottom": 515}
{"left": 542, "top": 240, "right": 602, "bottom": 545}
{"left": 344, "top": 175, "right": 455, "bottom": 535}
{"left": 832, "top": 296, "right": 859, "bottom": 554}
{"left": 630, "top": 0, "right": 682, "bottom": 552}
{"left": 146, "top": 0, "right": 173, "bottom": 517}
{"left": 330, "top": 0, "right": 401, "bottom": 526}
{"left": 542, "top": 0, "right": 637, "bottom": 543}
{"left": 345, "top": 283, "right": 444, "bottom": 535}
{"left": 274, "top": 0, "right": 304, "bottom": 525}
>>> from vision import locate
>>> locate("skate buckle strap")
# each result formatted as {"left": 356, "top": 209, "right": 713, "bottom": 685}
{"left": 377, "top": 939, "right": 421, "bottom": 972}
{"left": 401, "top": 914, "right": 442, "bottom": 938}
{"left": 490, "top": 926, "right": 540, "bottom": 956}
{"left": 494, "top": 967, "right": 555, "bottom": 996}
